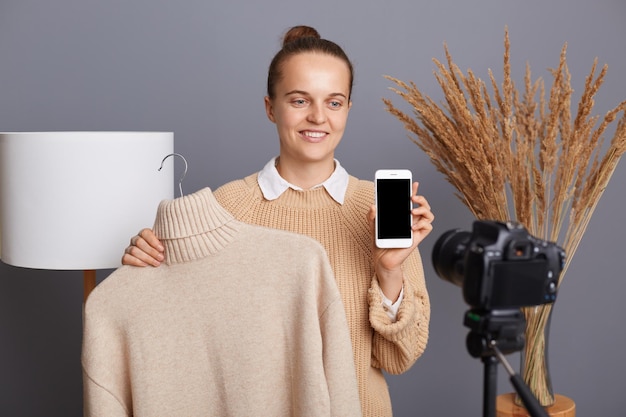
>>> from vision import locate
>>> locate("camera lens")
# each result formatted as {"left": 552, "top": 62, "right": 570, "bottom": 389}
{"left": 431, "top": 229, "right": 470, "bottom": 288}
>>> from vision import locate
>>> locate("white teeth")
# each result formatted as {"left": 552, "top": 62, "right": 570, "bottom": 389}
{"left": 304, "top": 131, "right": 325, "bottom": 138}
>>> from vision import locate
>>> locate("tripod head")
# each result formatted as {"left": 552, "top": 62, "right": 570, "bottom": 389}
{"left": 462, "top": 308, "right": 549, "bottom": 417}
{"left": 464, "top": 308, "right": 526, "bottom": 358}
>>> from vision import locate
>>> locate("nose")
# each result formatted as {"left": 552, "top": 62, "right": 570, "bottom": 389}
{"left": 306, "top": 103, "right": 326, "bottom": 124}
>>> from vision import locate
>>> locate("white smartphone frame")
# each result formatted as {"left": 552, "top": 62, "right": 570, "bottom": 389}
{"left": 375, "top": 169, "right": 413, "bottom": 249}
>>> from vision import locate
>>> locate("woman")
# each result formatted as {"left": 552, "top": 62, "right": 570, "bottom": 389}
{"left": 123, "top": 25, "right": 433, "bottom": 417}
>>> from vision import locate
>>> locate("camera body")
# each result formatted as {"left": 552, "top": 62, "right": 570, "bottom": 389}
{"left": 432, "top": 220, "right": 565, "bottom": 309}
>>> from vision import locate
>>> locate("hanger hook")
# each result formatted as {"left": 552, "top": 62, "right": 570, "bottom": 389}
{"left": 158, "top": 153, "right": 188, "bottom": 198}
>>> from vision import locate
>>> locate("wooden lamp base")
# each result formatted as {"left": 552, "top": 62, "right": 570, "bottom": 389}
{"left": 84, "top": 269, "right": 97, "bottom": 303}
{"left": 496, "top": 393, "right": 575, "bottom": 417}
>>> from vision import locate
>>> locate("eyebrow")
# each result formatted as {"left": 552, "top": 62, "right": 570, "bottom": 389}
{"left": 284, "top": 90, "right": 348, "bottom": 99}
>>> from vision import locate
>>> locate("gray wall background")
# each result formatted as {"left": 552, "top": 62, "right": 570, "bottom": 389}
{"left": 1, "top": 1, "right": 625, "bottom": 416}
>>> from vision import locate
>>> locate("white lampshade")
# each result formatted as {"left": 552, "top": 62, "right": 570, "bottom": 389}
{"left": 0, "top": 131, "right": 174, "bottom": 270}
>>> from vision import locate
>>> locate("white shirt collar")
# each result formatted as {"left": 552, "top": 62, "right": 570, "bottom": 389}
{"left": 257, "top": 157, "right": 349, "bottom": 204}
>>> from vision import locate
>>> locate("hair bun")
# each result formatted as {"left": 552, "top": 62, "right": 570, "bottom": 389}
{"left": 282, "top": 25, "right": 321, "bottom": 47}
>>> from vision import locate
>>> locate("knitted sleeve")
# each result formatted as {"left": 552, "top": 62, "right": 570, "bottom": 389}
{"left": 368, "top": 248, "right": 430, "bottom": 374}
{"left": 348, "top": 178, "right": 431, "bottom": 375}
{"left": 82, "top": 371, "right": 130, "bottom": 417}
{"left": 82, "top": 289, "right": 132, "bottom": 417}
{"left": 316, "top": 256, "right": 363, "bottom": 417}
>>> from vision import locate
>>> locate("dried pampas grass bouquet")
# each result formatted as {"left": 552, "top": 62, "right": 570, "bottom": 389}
{"left": 383, "top": 27, "right": 626, "bottom": 406}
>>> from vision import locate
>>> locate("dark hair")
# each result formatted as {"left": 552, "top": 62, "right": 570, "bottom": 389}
{"left": 267, "top": 25, "right": 354, "bottom": 100}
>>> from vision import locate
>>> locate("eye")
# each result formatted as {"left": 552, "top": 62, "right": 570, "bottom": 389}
{"left": 329, "top": 100, "right": 343, "bottom": 109}
{"left": 291, "top": 98, "right": 308, "bottom": 107}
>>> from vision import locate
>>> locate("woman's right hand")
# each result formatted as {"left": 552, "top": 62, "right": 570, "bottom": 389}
{"left": 121, "top": 228, "right": 165, "bottom": 267}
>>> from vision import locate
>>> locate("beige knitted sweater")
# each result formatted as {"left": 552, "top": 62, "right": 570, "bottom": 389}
{"left": 82, "top": 188, "right": 361, "bottom": 416}
{"left": 214, "top": 174, "right": 430, "bottom": 417}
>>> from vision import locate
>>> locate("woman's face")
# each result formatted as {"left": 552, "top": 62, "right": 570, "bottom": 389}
{"left": 265, "top": 52, "right": 352, "bottom": 166}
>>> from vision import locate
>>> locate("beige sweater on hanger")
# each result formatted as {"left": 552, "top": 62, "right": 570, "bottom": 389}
{"left": 81, "top": 187, "right": 361, "bottom": 417}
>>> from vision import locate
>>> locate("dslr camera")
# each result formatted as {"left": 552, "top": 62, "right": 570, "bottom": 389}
{"left": 432, "top": 220, "right": 565, "bottom": 310}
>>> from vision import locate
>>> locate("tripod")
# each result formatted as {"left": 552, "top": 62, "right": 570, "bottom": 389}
{"left": 464, "top": 308, "right": 549, "bottom": 417}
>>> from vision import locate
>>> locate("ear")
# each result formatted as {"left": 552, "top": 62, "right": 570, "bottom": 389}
{"left": 264, "top": 96, "right": 276, "bottom": 123}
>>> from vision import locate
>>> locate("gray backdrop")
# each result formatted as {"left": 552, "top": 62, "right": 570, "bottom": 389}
{"left": 1, "top": 1, "right": 625, "bottom": 416}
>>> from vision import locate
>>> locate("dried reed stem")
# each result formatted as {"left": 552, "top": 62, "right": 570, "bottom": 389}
{"left": 383, "top": 27, "right": 626, "bottom": 405}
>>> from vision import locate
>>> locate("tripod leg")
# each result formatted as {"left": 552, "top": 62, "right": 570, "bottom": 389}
{"left": 483, "top": 355, "right": 498, "bottom": 417}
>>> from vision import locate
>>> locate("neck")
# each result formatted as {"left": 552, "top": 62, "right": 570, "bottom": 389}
{"left": 152, "top": 188, "right": 241, "bottom": 264}
{"left": 275, "top": 156, "right": 335, "bottom": 189}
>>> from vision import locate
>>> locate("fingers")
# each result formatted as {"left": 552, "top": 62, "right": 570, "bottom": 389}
{"left": 412, "top": 197, "right": 434, "bottom": 222}
{"left": 412, "top": 215, "right": 434, "bottom": 236}
{"left": 138, "top": 228, "right": 164, "bottom": 251}
{"left": 121, "top": 251, "right": 151, "bottom": 267}
{"left": 410, "top": 183, "right": 434, "bottom": 244}
{"left": 368, "top": 204, "right": 376, "bottom": 223}
{"left": 120, "top": 228, "right": 164, "bottom": 267}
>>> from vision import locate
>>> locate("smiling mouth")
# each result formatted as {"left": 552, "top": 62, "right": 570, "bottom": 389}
{"left": 301, "top": 130, "right": 327, "bottom": 142}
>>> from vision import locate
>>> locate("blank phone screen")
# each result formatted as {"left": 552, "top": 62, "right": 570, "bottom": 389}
{"left": 377, "top": 179, "right": 411, "bottom": 239}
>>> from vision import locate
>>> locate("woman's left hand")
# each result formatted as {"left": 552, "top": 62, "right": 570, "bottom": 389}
{"left": 368, "top": 182, "right": 434, "bottom": 300}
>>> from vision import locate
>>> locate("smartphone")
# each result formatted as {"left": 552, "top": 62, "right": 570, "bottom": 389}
{"left": 375, "top": 169, "right": 413, "bottom": 248}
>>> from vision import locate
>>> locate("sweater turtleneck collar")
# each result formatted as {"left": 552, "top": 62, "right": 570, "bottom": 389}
{"left": 152, "top": 187, "right": 242, "bottom": 264}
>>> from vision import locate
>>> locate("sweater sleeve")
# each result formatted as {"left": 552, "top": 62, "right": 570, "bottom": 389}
{"left": 82, "top": 285, "right": 132, "bottom": 417}
{"left": 309, "top": 243, "right": 362, "bottom": 417}
{"left": 320, "top": 297, "right": 363, "bottom": 417}
{"left": 83, "top": 370, "right": 130, "bottom": 417}
{"left": 367, "top": 248, "right": 431, "bottom": 374}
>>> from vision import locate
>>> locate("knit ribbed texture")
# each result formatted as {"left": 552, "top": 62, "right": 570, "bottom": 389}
{"left": 214, "top": 174, "right": 431, "bottom": 417}
{"left": 152, "top": 187, "right": 241, "bottom": 264}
